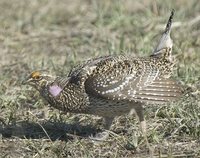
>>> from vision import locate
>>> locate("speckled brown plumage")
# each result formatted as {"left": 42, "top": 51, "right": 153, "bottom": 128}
{"left": 24, "top": 11, "right": 182, "bottom": 143}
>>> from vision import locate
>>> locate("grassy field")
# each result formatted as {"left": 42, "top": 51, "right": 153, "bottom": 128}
{"left": 0, "top": 0, "right": 200, "bottom": 157}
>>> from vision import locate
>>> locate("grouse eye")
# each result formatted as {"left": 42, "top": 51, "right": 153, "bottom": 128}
{"left": 34, "top": 75, "right": 41, "bottom": 80}
{"left": 31, "top": 71, "right": 42, "bottom": 80}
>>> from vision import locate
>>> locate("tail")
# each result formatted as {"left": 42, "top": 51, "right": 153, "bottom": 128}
{"left": 153, "top": 10, "right": 174, "bottom": 55}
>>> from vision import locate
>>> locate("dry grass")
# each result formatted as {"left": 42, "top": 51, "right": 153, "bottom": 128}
{"left": 0, "top": 0, "right": 200, "bottom": 157}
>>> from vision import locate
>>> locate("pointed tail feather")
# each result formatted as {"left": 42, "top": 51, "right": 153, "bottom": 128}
{"left": 164, "top": 9, "right": 174, "bottom": 34}
{"left": 153, "top": 10, "right": 175, "bottom": 54}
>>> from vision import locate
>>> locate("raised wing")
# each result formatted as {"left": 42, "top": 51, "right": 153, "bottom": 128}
{"left": 85, "top": 56, "right": 182, "bottom": 103}
{"left": 68, "top": 56, "right": 113, "bottom": 78}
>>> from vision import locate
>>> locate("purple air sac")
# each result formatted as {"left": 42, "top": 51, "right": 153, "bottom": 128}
{"left": 49, "top": 85, "right": 62, "bottom": 97}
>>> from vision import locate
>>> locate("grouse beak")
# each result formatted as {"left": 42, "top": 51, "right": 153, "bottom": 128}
{"left": 22, "top": 77, "right": 32, "bottom": 85}
{"left": 22, "top": 79, "right": 28, "bottom": 85}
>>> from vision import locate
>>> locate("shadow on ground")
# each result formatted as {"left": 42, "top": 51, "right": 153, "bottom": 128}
{"left": 0, "top": 121, "right": 100, "bottom": 141}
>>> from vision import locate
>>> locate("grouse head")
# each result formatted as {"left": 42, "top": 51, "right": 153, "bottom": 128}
{"left": 23, "top": 71, "right": 55, "bottom": 91}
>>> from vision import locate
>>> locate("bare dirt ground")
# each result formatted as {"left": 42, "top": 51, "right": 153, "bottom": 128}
{"left": 0, "top": 0, "right": 200, "bottom": 157}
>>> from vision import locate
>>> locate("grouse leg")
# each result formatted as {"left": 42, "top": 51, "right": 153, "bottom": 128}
{"left": 89, "top": 117, "right": 114, "bottom": 141}
{"left": 133, "top": 105, "right": 153, "bottom": 157}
